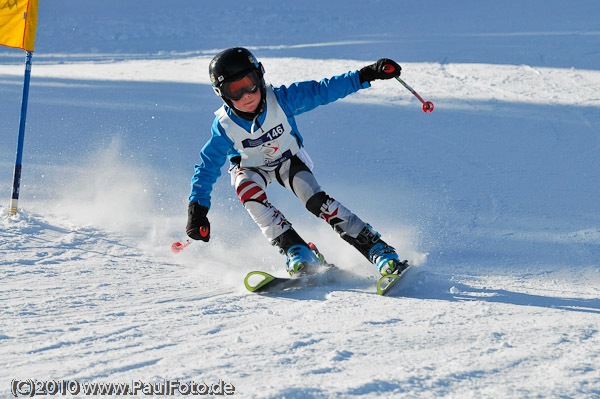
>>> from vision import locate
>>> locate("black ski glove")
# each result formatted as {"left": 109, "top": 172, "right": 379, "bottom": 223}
{"left": 186, "top": 202, "right": 210, "bottom": 242}
{"left": 359, "top": 58, "right": 401, "bottom": 84}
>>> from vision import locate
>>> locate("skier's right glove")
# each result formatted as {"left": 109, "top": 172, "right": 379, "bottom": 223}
{"left": 359, "top": 58, "right": 401, "bottom": 84}
{"left": 186, "top": 202, "right": 210, "bottom": 242}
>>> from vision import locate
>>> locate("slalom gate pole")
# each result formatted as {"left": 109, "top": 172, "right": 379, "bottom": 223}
{"left": 9, "top": 51, "right": 34, "bottom": 216}
{"left": 395, "top": 76, "right": 434, "bottom": 113}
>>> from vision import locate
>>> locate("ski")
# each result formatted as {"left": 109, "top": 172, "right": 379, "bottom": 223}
{"left": 244, "top": 242, "right": 336, "bottom": 293}
{"left": 244, "top": 271, "right": 290, "bottom": 292}
{"left": 376, "top": 261, "right": 410, "bottom": 295}
{"left": 244, "top": 265, "right": 336, "bottom": 293}
{"left": 243, "top": 241, "right": 411, "bottom": 295}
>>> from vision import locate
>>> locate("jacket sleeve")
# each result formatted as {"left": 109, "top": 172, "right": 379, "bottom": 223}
{"left": 188, "top": 118, "right": 234, "bottom": 209}
{"left": 275, "top": 70, "right": 370, "bottom": 116}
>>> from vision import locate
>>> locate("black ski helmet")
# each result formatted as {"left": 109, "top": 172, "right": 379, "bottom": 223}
{"left": 209, "top": 47, "right": 266, "bottom": 119}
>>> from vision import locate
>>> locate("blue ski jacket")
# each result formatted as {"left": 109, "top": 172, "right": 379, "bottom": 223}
{"left": 189, "top": 69, "right": 370, "bottom": 209}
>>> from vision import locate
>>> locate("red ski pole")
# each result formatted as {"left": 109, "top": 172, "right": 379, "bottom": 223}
{"left": 171, "top": 239, "right": 191, "bottom": 254}
{"left": 395, "top": 77, "right": 434, "bottom": 113}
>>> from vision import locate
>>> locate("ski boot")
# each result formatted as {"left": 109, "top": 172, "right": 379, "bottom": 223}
{"left": 369, "top": 241, "right": 409, "bottom": 276}
{"left": 285, "top": 244, "right": 323, "bottom": 276}
{"left": 342, "top": 224, "right": 408, "bottom": 276}
{"left": 272, "top": 229, "right": 323, "bottom": 277}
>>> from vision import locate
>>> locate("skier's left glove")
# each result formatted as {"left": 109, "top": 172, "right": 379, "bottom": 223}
{"left": 359, "top": 58, "right": 401, "bottom": 84}
{"left": 186, "top": 202, "right": 210, "bottom": 242}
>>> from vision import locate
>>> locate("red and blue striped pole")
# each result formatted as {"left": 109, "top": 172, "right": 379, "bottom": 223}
{"left": 9, "top": 51, "right": 33, "bottom": 216}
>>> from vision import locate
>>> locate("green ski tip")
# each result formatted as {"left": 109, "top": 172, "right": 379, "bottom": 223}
{"left": 244, "top": 271, "right": 276, "bottom": 292}
{"left": 377, "top": 273, "right": 402, "bottom": 295}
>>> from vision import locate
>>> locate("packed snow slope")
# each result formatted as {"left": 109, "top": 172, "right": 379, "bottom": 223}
{"left": 1, "top": 1, "right": 599, "bottom": 398}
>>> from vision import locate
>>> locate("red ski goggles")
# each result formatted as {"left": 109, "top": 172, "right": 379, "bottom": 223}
{"left": 219, "top": 71, "right": 260, "bottom": 101}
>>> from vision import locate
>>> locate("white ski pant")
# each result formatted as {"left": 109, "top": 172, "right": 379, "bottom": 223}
{"left": 232, "top": 154, "right": 367, "bottom": 243}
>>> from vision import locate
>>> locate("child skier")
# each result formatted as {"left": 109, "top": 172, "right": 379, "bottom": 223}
{"left": 186, "top": 47, "right": 407, "bottom": 276}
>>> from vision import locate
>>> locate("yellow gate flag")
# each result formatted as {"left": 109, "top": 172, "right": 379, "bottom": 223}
{"left": 0, "top": 0, "right": 39, "bottom": 51}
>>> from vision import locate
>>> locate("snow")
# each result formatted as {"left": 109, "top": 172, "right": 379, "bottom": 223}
{"left": 1, "top": 0, "right": 600, "bottom": 398}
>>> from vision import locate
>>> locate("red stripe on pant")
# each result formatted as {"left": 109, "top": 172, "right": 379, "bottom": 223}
{"left": 237, "top": 181, "right": 267, "bottom": 204}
